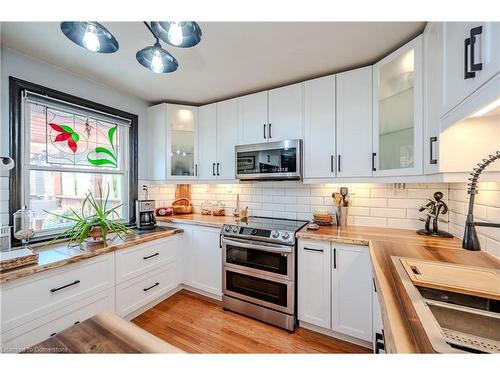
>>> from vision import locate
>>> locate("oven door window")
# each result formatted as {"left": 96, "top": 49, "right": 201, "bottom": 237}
{"left": 225, "top": 243, "right": 288, "bottom": 275}
{"left": 236, "top": 147, "right": 297, "bottom": 175}
{"left": 226, "top": 271, "right": 288, "bottom": 307}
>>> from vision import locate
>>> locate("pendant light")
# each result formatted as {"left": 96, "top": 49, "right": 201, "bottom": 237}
{"left": 136, "top": 22, "right": 178, "bottom": 73}
{"left": 60, "top": 22, "right": 119, "bottom": 53}
{"left": 150, "top": 22, "right": 202, "bottom": 48}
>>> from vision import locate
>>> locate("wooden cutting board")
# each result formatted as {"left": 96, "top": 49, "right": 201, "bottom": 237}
{"left": 399, "top": 257, "right": 500, "bottom": 300}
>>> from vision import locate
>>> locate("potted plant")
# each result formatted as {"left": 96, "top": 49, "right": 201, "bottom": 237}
{"left": 46, "top": 184, "right": 132, "bottom": 247}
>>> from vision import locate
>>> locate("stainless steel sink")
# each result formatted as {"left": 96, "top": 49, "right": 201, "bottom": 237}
{"left": 392, "top": 257, "right": 500, "bottom": 353}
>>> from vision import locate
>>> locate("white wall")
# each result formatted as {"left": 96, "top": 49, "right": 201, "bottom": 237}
{"left": 0, "top": 46, "right": 151, "bottom": 226}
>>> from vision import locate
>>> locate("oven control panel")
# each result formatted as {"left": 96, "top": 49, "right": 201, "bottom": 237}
{"left": 221, "top": 225, "right": 294, "bottom": 244}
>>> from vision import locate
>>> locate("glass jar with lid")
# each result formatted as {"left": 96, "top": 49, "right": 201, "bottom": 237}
{"left": 212, "top": 201, "right": 225, "bottom": 216}
{"left": 201, "top": 201, "right": 212, "bottom": 215}
{"left": 13, "top": 206, "right": 36, "bottom": 249}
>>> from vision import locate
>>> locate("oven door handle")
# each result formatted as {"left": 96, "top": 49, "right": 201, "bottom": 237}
{"left": 222, "top": 237, "right": 293, "bottom": 254}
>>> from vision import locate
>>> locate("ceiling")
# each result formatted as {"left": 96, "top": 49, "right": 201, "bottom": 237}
{"left": 1, "top": 22, "right": 426, "bottom": 105}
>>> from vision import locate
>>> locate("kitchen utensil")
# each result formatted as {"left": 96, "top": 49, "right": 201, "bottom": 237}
{"left": 332, "top": 193, "right": 343, "bottom": 208}
{"left": 340, "top": 187, "right": 349, "bottom": 202}
{"left": 233, "top": 194, "right": 240, "bottom": 217}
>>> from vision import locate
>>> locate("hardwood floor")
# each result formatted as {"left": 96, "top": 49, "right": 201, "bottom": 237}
{"left": 132, "top": 290, "right": 371, "bottom": 354}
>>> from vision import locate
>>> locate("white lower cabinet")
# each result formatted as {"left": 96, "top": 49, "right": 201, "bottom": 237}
{"left": 184, "top": 225, "right": 222, "bottom": 296}
{"left": 298, "top": 239, "right": 373, "bottom": 344}
{"left": 331, "top": 243, "right": 373, "bottom": 341}
{"left": 1, "top": 288, "right": 115, "bottom": 352}
{"left": 115, "top": 261, "right": 179, "bottom": 318}
{"left": 298, "top": 240, "right": 331, "bottom": 329}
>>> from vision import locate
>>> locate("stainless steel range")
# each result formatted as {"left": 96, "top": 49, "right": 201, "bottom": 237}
{"left": 221, "top": 216, "right": 308, "bottom": 332}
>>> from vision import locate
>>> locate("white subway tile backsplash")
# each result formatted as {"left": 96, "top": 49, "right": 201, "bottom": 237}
{"left": 138, "top": 180, "right": 499, "bottom": 258}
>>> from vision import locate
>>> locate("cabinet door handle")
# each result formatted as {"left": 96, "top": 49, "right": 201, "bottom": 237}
{"left": 303, "top": 247, "right": 324, "bottom": 253}
{"left": 373, "top": 278, "right": 377, "bottom": 293}
{"left": 470, "top": 26, "right": 483, "bottom": 72}
{"left": 268, "top": 123, "right": 272, "bottom": 139}
{"left": 50, "top": 332, "right": 57, "bottom": 337}
{"left": 263, "top": 124, "right": 266, "bottom": 139}
{"left": 143, "top": 282, "right": 160, "bottom": 292}
{"left": 213, "top": 163, "right": 216, "bottom": 176}
{"left": 338, "top": 155, "right": 341, "bottom": 173}
{"left": 464, "top": 37, "right": 476, "bottom": 79}
{"left": 216, "top": 163, "right": 220, "bottom": 176}
{"left": 429, "top": 137, "right": 438, "bottom": 165}
{"left": 333, "top": 248, "right": 337, "bottom": 269}
{"left": 372, "top": 153, "right": 377, "bottom": 172}
{"left": 143, "top": 252, "right": 159, "bottom": 260}
{"left": 375, "top": 332, "right": 385, "bottom": 353}
{"left": 330, "top": 155, "right": 334, "bottom": 173}
{"left": 195, "top": 164, "right": 198, "bottom": 177}
{"left": 50, "top": 280, "right": 80, "bottom": 293}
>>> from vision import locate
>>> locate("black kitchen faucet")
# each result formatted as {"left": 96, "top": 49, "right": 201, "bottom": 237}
{"left": 462, "top": 150, "right": 500, "bottom": 251}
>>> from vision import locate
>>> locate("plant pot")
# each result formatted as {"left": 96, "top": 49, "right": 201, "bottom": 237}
{"left": 88, "top": 227, "right": 114, "bottom": 241}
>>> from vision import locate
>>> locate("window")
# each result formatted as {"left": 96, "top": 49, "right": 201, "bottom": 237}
{"left": 9, "top": 78, "right": 138, "bottom": 240}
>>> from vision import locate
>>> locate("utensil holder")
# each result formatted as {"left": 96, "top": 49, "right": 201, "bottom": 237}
{"left": 335, "top": 207, "right": 349, "bottom": 227}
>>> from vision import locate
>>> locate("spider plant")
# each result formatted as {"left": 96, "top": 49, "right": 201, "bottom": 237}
{"left": 46, "top": 183, "right": 132, "bottom": 247}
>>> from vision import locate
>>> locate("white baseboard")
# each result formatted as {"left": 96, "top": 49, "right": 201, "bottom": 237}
{"left": 299, "top": 321, "right": 373, "bottom": 350}
{"left": 181, "top": 284, "right": 223, "bottom": 301}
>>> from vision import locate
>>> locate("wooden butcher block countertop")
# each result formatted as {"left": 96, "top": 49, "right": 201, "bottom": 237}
{"left": 23, "top": 311, "right": 184, "bottom": 354}
{"left": 0, "top": 226, "right": 182, "bottom": 284}
{"left": 296, "top": 225, "right": 500, "bottom": 353}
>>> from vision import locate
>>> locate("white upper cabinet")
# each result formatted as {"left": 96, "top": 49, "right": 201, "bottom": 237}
{"left": 372, "top": 35, "right": 423, "bottom": 177}
{"left": 336, "top": 66, "right": 373, "bottom": 177}
{"left": 423, "top": 22, "right": 442, "bottom": 175}
{"left": 198, "top": 103, "right": 218, "bottom": 180}
{"left": 216, "top": 98, "right": 239, "bottom": 180}
{"left": 304, "top": 75, "right": 336, "bottom": 178}
{"left": 268, "top": 82, "right": 304, "bottom": 142}
{"left": 146, "top": 104, "right": 168, "bottom": 181}
{"left": 166, "top": 104, "right": 199, "bottom": 179}
{"left": 331, "top": 243, "right": 373, "bottom": 342}
{"left": 238, "top": 91, "right": 268, "bottom": 145}
{"left": 442, "top": 22, "right": 500, "bottom": 116}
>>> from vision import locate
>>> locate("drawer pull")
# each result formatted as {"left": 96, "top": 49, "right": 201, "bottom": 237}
{"left": 74, "top": 321, "right": 80, "bottom": 325}
{"left": 50, "top": 280, "right": 80, "bottom": 293}
{"left": 49, "top": 332, "right": 56, "bottom": 337}
{"left": 143, "top": 282, "right": 160, "bottom": 292}
{"left": 303, "top": 247, "right": 324, "bottom": 253}
{"left": 143, "top": 252, "right": 160, "bottom": 260}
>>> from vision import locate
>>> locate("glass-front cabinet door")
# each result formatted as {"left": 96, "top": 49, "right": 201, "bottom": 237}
{"left": 372, "top": 35, "right": 423, "bottom": 176}
{"left": 166, "top": 104, "right": 198, "bottom": 179}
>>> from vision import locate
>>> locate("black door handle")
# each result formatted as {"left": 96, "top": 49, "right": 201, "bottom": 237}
{"left": 143, "top": 252, "right": 159, "bottom": 260}
{"left": 195, "top": 164, "right": 198, "bottom": 177}
{"left": 330, "top": 155, "right": 334, "bottom": 173}
{"left": 303, "top": 247, "right": 324, "bottom": 253}
{"left": 333, "top": 248, "right": 337, "bottom": 269}
{"left": 143, "top": 282, "right": 160, "bottom": 292}
{"left": 338, "top": 155, "right": 341, "bottom": 173}
{"left": 50, "top": 280, "right": 80, "bottom": 293}
{"left": 263, "top": 124, "right": 266, "bottom": 139}
{"left": 429, "top": 137, "right": 438, "bottom": 165}
{"left": 213, "top": 162, "right": 216, "bottom": 176}
{"left": 268, "top": 123, "right": 272, "bottom": 139}
{"left": 372, "top": 153, "right": 377, "bottom": 171}
{"left": 464, "top": 37, "right": 475, "bottom": 79}
{"left": 216, "top": 163, "right": 220, "bottom": 176}
{"left": 470, "top": 26, "right": 483, "bottom": 72}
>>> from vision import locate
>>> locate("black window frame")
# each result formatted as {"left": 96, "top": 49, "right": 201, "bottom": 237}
{"left": 9, "top": 76, "right": 138, "bottom": 245}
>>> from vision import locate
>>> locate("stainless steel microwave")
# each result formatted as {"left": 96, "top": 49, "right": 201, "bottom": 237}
{"left": 235, "top": 139, "right": 302, "bottom": 181}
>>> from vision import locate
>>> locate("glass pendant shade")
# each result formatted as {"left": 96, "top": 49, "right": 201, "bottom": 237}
{"left": 60, "top": 22, "right": 119, "bottom": 53}
{"left": 150, "top": 22, "right": 202, "bottom": 48}
{"left": 136, "top": 42, "right": 178, "bottom": 73}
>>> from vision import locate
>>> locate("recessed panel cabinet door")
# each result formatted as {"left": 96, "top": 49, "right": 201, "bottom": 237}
{"left": 336, "top": 67, "right": 373, "bottom": 177}
{"left": 304, "top": 75, "right": 336, "bottom": 178}
{"left": 298, "top": 240, "right": 331, "bottom": 329}
{"left": 331, "top": 243, "right": 373, "bottom": 341}
{"left": 216, "top": 98, "right": 239, "bottom": 180}
{"left": 268, "top": 83, "right": 304, "bottom": 142}
{"left": 188, "top": 227, "right": 222, "bottom": 296}
{"left": 442, "top": 22, "right": 500, "bottom": 116}
{"left": 238, "top": 91, "right": 268, "bottom": 145}
{"left": 198, "top": 103, "right": 218, "bottom": 180}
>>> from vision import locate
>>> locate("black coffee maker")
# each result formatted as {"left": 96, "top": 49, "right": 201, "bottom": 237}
{"left": 135, "top": 200, "right": 156, "bottom": 230}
